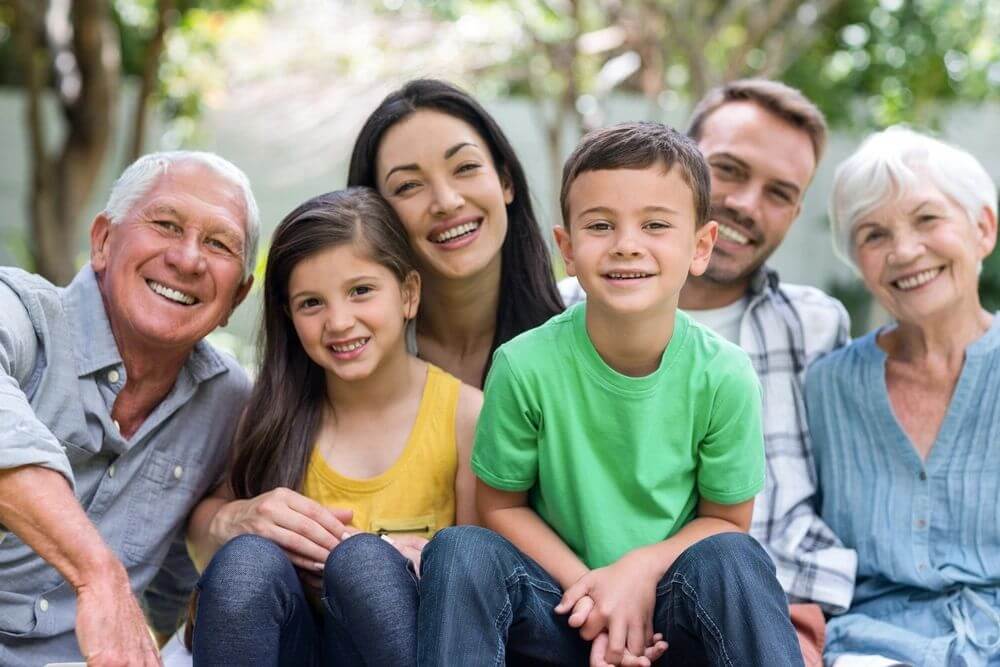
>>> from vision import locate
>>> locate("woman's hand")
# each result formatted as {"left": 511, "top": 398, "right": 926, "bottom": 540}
{"left": 211, "top": 487, "right": 353, "bottom": 572}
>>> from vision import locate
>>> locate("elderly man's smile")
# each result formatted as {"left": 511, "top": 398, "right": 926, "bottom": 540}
{"left": 145, "top": 278, "right": 199, "bottom": 305}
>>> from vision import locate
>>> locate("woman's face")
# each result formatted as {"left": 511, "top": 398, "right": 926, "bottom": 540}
{"left": 374, "top": 110, "right": 513, "bottom": 281}
{"left": 852, "top": 171, "right": 996, "bottom": 325}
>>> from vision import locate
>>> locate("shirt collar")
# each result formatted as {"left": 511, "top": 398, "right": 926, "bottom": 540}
{"left": 747, "top": 265, "right": 782, "bottom": 299}
{"left": 63, "top": 264, "right": 229, "bottom": 383}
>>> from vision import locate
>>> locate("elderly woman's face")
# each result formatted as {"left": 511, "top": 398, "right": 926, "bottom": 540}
{"left": 852, "top": 172, "right": 994, "bottom": 324}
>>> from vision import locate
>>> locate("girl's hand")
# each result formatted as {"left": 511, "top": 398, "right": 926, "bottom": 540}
{"left": 212, "top": 487, "right": 354, "bottom": 572}
{"left": 377, "top": 534, "right": 428, "bottom": 577}
{"left": 556, "top": 550, "right": 662, "bottom": 664}
{"left": 589, "top": 632, "right": 668, "bottom": 667}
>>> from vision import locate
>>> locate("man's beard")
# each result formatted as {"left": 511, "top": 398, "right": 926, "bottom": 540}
{"left": 702, "top": 205, "right": 767, "bottom": 285}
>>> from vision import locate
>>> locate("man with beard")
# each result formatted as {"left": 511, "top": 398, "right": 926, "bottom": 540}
{"left": 559, "top": 80, "right": 856, "bottom": 664}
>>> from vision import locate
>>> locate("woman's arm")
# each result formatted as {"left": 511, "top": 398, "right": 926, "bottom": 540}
{"left": 454, "top": 383, "right": 484, "bottom": 526}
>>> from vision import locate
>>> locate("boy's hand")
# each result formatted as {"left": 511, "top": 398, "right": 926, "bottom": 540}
{"left": 589, "top": 631, "right": 669, "bottom": 667}
{"left": 556, "top": 550, "right": 662, "bottom": 663}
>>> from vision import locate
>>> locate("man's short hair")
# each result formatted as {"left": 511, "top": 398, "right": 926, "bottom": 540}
{"left": 687, "top": 79, "right": 828, "bottom": 163}
{"left": 560, "top": 121, "right": 711, "bottom": 227}
{"left": 104, "top": 151, "right": 260, "bottom": 280}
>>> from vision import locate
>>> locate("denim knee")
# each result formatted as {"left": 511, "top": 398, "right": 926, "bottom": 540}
{"left": 198, "top": 534, "right": 296, "bottom": 613}
{"left": 673, "top": 532, "right": 775, "bottom": 583}
{"left": 323, "top": 533, "right": 402, "bottom": 590}
{"left": 422, "top": 525, "right": 512, "bottom": 586}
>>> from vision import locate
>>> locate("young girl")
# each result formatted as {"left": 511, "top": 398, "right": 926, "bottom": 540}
{"left": 188, "top": 188, "right": 481, "bottom": 666}
{"left": 348, "top": 79, "right": 564, "bottom": 388}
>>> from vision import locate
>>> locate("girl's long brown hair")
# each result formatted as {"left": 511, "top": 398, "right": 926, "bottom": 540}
{"left": 228, "top": 187, "right": 418, "bottom": 498}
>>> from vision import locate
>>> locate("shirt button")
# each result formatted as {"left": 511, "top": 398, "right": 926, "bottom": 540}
{"left": 39, "top": 598, "right": 49, "bottom": 612}
{"left": 916, "top": 519, "right": 926, "bottom": 529}
{"left": 107, "top": 369, "right": 120, "bottom": 383}
{"left": 173, "top": 466, "right": 183, "bottom": 480}
{"left": 113, "top": 420, "right": 121, "bottom": 433}
{"left": 108, "top": 465, "right": 115, "bottom": 478}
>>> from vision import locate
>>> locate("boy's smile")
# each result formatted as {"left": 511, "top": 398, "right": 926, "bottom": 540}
{"left": 555, "top": 165, "right": 716, "bottom": 318}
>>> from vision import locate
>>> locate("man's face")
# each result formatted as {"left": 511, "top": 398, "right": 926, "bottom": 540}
{"left": 696, "top": 101, "right": 816, "bottom": 285}
{"left": 90, "top": 161, "right": 252, "bottom": 353}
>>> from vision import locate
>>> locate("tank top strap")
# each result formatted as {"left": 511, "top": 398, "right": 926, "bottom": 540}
{"left": 416, "top": 364, "right": 460, "bottom": 456}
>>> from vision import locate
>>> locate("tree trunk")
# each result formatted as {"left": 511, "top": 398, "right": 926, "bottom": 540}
{"left": 15, "top": 0, "right": 118, "bottom": 286}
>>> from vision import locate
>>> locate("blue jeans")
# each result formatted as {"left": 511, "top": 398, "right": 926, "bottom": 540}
{"left": 417, "top": 527, "right": 804, "bottom": 666}
{"left": 192, "top": 533, "right": 418, "bottom": 666}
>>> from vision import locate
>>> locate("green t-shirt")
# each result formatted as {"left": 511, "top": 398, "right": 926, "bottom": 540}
{"left": 472, "top": 302, "right": 765, "bottom": 569}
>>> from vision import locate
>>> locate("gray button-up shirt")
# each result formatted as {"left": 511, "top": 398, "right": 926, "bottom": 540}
{"left": 0, "top": 265, "right": 249, "bottom": 666}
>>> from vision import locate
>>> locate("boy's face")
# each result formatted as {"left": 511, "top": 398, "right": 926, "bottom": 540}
{"left": 554, "top": 165, "right": 717, "bottom": 317}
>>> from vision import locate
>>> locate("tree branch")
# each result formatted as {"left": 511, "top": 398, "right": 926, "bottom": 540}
{"left": 128, "top": 0, "right": 175, "bottom": 163}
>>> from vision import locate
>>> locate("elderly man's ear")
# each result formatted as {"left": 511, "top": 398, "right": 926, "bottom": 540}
{"left": 90, "top": 213, "right": 113, "bottom": 274}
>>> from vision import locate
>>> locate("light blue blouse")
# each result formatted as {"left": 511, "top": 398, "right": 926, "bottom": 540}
{"left": 806, "top": 316, "right": 1000, "bottom": 667}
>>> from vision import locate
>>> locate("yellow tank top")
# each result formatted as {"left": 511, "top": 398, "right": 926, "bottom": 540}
{"left": 301, "top": 364, "right": 460, "bottom": 539}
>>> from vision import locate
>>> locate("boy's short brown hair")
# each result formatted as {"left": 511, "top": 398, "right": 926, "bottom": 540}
{"left": 687, "top": 78, "right": 828, "bottom": 163}
{"left": 560, "top": 122, "right": 711, "bottom": 228}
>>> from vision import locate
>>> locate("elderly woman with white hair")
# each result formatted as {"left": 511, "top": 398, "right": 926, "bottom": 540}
{"left": 805, "top": 126, "right": 1000, "bottom": 666}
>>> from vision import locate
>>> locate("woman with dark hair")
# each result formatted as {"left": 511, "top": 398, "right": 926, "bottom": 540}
{"left": 347, "top": 78, "right": 564, "bottom": 388}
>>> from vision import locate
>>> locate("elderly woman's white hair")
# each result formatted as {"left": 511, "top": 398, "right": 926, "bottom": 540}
{"left": 104, "top": 151, "right": 261, "bottom": 280}
{"left": 829, "top": 126, "right": 998, "bottom": 267}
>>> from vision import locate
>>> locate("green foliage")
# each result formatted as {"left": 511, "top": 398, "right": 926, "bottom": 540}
{"left": 784, "top": 0, "right": 1000, "bottom": 130}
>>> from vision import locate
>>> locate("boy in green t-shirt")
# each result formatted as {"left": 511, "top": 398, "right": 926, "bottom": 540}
{"left": 417, "top": 123, "right": 803, "bottom": 667}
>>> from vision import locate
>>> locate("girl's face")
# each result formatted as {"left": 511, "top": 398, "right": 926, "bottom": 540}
{"left": 852, "top": 172, "right": 996, "bottom": 325}
{"left": 375, "top": 110, "right": 514, "bottom": 282}
{"left": 287, "top": 242, "right": 419, "bottom": 384}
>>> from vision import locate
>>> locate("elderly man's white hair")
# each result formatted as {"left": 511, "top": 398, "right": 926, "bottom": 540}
{"left": 829, "top": 126, "right": 998, "bottom": 267}
{"left": 104, "top": 151, "right": 261, "bottom": 280}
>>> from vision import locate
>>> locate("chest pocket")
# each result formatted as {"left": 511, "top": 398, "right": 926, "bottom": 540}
{"left": 370, "top": 514, "right": 436, "bottom": 539}
{"left": 122, "top": 450, "right": 202, "bottom": 565}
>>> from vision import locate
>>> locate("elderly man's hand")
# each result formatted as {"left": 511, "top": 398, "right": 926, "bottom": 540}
{"left": 75, "top": 565, "right": 161, "bottom": 667}
{"left": 211, "top": 487, "right": 353, "bottom": 573}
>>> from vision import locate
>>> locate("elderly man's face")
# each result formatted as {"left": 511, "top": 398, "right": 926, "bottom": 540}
{"left": 90, "top": 161, "right": 252, "bottom": 352}
{"left": 696, "top": 101, "right": 816, "bottom": 286}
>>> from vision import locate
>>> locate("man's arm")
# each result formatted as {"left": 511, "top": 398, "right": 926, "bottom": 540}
{"left": 0, "top": 466, "right": 160, "bottom": 666}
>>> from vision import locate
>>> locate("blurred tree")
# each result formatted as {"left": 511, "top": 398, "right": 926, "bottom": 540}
{"left": 0, "top": 0, "right": 263, "bottom": 284}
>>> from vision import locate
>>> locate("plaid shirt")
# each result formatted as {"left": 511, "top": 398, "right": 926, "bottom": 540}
{"left": 558, "top": 268, "right": 858, "bottom": 613}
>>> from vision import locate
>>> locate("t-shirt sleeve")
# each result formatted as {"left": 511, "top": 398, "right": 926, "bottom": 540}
{"left": 697, "top": 352, "right": 765, "bottom": 504}
{"left": 470, "top": 348, "right": 539, "bottom": 492}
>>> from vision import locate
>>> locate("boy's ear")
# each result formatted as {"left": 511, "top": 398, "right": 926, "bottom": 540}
{"left": 401, "top": 270, "right": 422, "bottom": 320}
{"left": 552, "top": 225, "right": 576, "bottom": 277}
{"left": 689, "top": 219, "right": 718, "bottom": 277}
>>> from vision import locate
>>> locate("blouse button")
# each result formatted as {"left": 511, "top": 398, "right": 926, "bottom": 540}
{"left": 916, "top": 519, "right": 927, "bottom": 529}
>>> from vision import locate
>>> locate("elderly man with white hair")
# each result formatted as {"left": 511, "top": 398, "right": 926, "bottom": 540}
{"left": 0, "top": 152, "right": 258, "bottom": 666}
{"left": 806, "top": 127, "right": 1000, "bottom": 666}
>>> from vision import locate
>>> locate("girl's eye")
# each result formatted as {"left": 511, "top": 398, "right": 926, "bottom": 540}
{"left": 587, "top": 221, "right": 612, "bottom": 232}
{"left": 350, "top": 285, "right": 374, "bottom": 297}
{"left": 297, "top": 297, "right": 320, "bottom": 310}
{"left": 645, "top": 220, "right": 671, "bottom": 230}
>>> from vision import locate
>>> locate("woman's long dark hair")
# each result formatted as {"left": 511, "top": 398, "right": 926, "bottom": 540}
{"left": 229, "top": 188, "right": 419, "bottom": 498}
{"left": 347, "top": 79, "right": 564, "bottom": 385}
